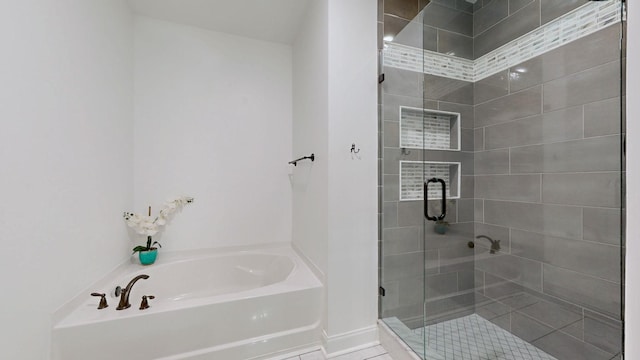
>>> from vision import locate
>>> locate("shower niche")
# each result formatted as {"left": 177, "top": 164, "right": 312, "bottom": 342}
{"left": 399, "top": 161, "right": 460, "bottom": 201}
{"left": 399, "top": 106, "right": 460, "bottom": 151}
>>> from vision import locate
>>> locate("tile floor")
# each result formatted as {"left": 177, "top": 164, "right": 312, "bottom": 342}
{"left": 385, "top": 314, "right": 558, "bottom": 360}
{"left": 283, "top": 345, "right": 394, "bottom": 360}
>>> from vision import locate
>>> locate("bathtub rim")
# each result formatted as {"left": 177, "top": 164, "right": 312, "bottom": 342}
{"left": 52, "top": 242, "right": 318, "bottom": 328}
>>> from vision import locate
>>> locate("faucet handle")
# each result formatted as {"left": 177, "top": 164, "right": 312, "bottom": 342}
{"left": 90, "top": 293, "right": 108, "bottom": 309}
{"left": 139, "top": 295, "right": 155, "bottom": 310}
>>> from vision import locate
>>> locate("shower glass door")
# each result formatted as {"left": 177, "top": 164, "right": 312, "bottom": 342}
{"left": 380, "top": 0, "right": 625, "bottom": 359}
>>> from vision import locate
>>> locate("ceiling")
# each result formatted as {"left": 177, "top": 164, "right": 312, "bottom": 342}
{"left": 129, "top": 0, "right": 311, "bottom": 44}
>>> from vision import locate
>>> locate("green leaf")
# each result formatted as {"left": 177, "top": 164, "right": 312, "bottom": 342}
{"left": 152, "top": 241, "right": 162, "bottom": 248}
{"left": 132, "top": 245, "right": 148, "bottom": 253}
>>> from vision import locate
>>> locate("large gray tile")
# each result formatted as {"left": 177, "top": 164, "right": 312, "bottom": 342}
{"left": 540, "top": 25, "right": 622, "bottom": 84}
{"left": 383, "top": 202, "right": 398, "bottom": 227}
{"left": 437, "top": 30, "right": 473, "bottom": 59}
{"left": 510, "top": 0, "right": 535, "bottom": 14}
{"left": 584, "top": 310, "right": 623, "bottom": 355}
{"left": 509, "top": 57, "right": 543, "bottom": 92}
{"left": 474, "top": 0, "right": 540, "bottom": 58}
{"left": 397, "top": 200, "right": 421, "bottom": 227}
{"left": 475, "top": 174, "right": 541, "bottom": 202}
{"left": 483, "top": 273, "right": 525, "bottom": 299}
{"left": 461, "top": 129, "right": 474, "bottom": 152}
{"left": 425, "top": 272, "right": 458, "bottom": 299}
{"left": 383, "top": 174, "right": 399, "bottom": 201}
{"left": 543, "top": 60, "right": 621, "bottom": 112}
{"left": 383, "top": 227, "right": 421, "bottom": 255}
{"left": 499, "top": 292, "right": 543, "bottom": 310}
{"left": 540, "top": 0, "right": 588, "bottom": 25}
{"left": 511, "top": 229, "right": 621, "bottom": 282}
{"left": 543, "top": 264, "right": 621, "bottom": 318}
{"left": 384, "top": 0, "right": 420, "bottom": 20}
{"left": 439, "top": 245, "right": 474, "bottom": 273}
{"left": 383, "top": 251, "right": 423, "bottom": 282}
{"left": 383, "top": 67, "right": 423, "bottom": 98}
{"left": 476, "top": 253, "right": 542, "bottom": 291}
{"left": 510, "top": 136, "right": 621, "bottom": 174}
{"left": 533, "top": 330, "right": 614, "bottom": 360}
{"left": 424, "top": 292, "right": 475, "bottom": 319}
{"left": 475, "top": 86, "right": 542, "bottom": 127}
{"left": 439, "top": 102, "right": 474, "bottom": 129}
{"left": 425, "top": 222, "right": 474, "bottom": 250}
{"left": 474, "top": 70, "right": 509, "bottom": 104}
{"left": 518, "top": 298, "right": 582, "bottom": 329}
{"left": 383, "top": 93, "right": 426, "bottom": 122}
{"left": 474, "top": 128, "right": 484, "bottom": 151}
{"left": 476, "top": 298, "right": 510, "bottom": 320}
{"left": 583, "top": 208, "right": 622, "bottom": 245}
{"left": 398, "top": 276, "right": 426, "bottom": 309}
{"left": 460, "top": 175, "right": 474, "bottom": 198}
{"left": 458, "top": 269, "right": 475, "bottom": 291}
{"left": 424, "top": 74, "right": 474, "bottom": 104}
{"left": 383, "top": 121, "right": 399, "bottom": 148}
{"left": 542, "top": 172, "right": 621, "bottom": 208}
{"left": 511, "top": 311, "right": 555, "bottom": 342}
{"left": 422, "top": 2, "right": 473, "bottom": 36}
{"left": 457, "top": 198, "right": 475, "bottom": 223}
{"left": 484, "top": 106, "right": 583, "bottom": 150}
{"left": 484, "top": 200, "right": 582, "bottom": 239}
{"left": 474, "top": 199, "right": 484, "bottom": 222}
{"left": 474, "top": 149, "right": 509, "bottom": 175}
{"left": 473, "top": 0, "right": 508, "bottom": 36}
{"left": 584, "top": 97, "right": 622, "bottom": 137}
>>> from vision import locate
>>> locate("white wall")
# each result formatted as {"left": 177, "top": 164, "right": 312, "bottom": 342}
{"left": 0, "top": 1, "right": 134, "bottom": 359}
{"left": 133, "top": 17, "right": 293, "bottom": 250}
{"left": 626, "top": 1, "right": 639, "bottom": 358}
{"left": 292, "top": 0, "right": 378, "bottom": 354}
{"left": 292, "top": 0, "right": 330, "bottom": 277}
{"left": 324, "top": 0, "right": 379, "bottom": 354}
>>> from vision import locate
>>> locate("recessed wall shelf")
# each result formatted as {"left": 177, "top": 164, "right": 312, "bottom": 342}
{"left": 399, "top": 107, "right": 460, "bottom": 151}
{"left": 400, "top": 161, "right": 460, "bottom": 201}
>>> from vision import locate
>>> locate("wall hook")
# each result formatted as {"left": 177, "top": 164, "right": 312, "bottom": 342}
{"left": 350, "top": 143, "right": 360, "bottom": 154}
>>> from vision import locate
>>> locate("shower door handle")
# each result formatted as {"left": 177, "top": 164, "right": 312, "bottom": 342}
{"left": 424, "top": 178, "right": 447, "bottom": 222}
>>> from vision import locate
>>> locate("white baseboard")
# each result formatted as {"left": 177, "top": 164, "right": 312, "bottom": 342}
{"left": 321, "top": 325, "right": 379, "bottom": 358}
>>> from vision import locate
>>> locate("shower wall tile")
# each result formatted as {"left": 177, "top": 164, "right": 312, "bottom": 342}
{"left": 533, "top": 330, "right": 614, "bottom": 360}
{"left": 483, "top": 107, "right": 583, "bottom": 149}
{"left": 475, "top": 254, "right": 542, "bottom": 291}
{"left": 457, "top": 198, "right": 475, "bottom": 223}
{"left": 460, "top": 176, "right": 474, "bottom": 198}
{"left": 474, "top": 149, "right": 509, "bottom": 175}
{"left": 474, "top": 128, "right": 484, "bottom": 151}
{"left": 583, "top": 310, "right": 623, "bottom": 355}
{"left": 383, "top": 227, "right": 422, "bottom": 255}
{"left": 542, "top": 172, "right": 621, "bottom": 208}
{"left": 423, "top": 3, "right": 473, "bottom": 36}
{"left": 423, "top": 25, "right": 439, "bottom": 53}
{"left": 475, "top": 174, "right": 541, "bottom": 202}
{"left": 474, "top": 70, "right": 509, "bottom": 104}
{"left": 483, "top": 273, "right": 525, "bottom": 299}
{"left": 543, "top": 60, "right": 620, "bottom": 112}
{"left": 474, "top": 85, "right": 541, "bottom": 127}
{"left": 424, "top": 74, "right": 474, "bottom": 104}
{"left": 510, "top": 229, "right": 621, "bottom": 283}
{"left": 474, "top": 200, "right": 484, "bottom": 222}
{"left": 383, "top": 15, "right": 410, "bottom": 44}
{"left": 384, "top": 0, "right": 421, "bottom": 21}
{"left": 542, "top": 264, "right": 621, "bottom": 318}
{"left": 538, "top": 25, "right": 620, "bottom": 84}
{"left": 583, "top": 208, "right": 621, "bottom": 245}
{"left": 383, "top": 252, "right": 423, "bottom": 282}
{"left": 439, "top": 245, "right": 474, "bottom": 273}
{"left": 483, "top": 200, "right": 582, "bottom": 239}
{"left": 540, "top": 0, "right": 589, "bottom": 25}
{"left": 439, "top": 101, "right": 474, "bottom": 129}
{"left": 383, "top": 174, "right": 399, "bottom": 201}
{"left": 509, "top": 0, "right": 534, "bottom": 14}
{"left": 509, "top": 57, "right": 543, "bottom": 92}
{"left": 474, "top": 0, "right": 540, "bottom": 58}
{"left": 510, "top": 312, "right": 554, "bottom": 342}
{"left": 473, "top": 0, "right": 508, "bottom": 36}
{"left": 382, "top": 67, "right": 424, "bottom": 98}
{"left": 383, "top": 121, "right": 399, "bottom": 148}
{"left": 392, "top": 19, "right": 435, "bottom": 49}
{"left": 517, "top": 298, "right": 582, "bottom": 330}
{"left": 383, "top": 202, "right": 398, "bottom": 228}
{"left": 509, "top": 136, "right": 621, "bottom": 174}
{"left": 425, "top": 272, "right": 459, "bottom": 299}
{"left": 584, "top": 97, "right": 622, "bottom": 137}
{"left": 382, "top": 93, "right": 425, "bottom": 121}
{"left": 437, "top": 30, "right": 473, "bottom": 60}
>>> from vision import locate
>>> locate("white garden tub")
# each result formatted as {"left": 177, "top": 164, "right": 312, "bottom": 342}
{"left": 52, "top": 245, "right": 323, "bottom": 360}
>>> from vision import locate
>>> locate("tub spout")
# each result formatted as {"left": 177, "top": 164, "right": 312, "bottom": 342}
{"left": 475, "top": 235, "right": 501, "bottom": 254}
{"left": 116, "top": 274, "right": 149, "bottom": 310}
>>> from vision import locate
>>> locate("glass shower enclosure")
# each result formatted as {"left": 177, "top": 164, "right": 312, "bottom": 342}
{"left": 378, "top": 0, "right": 625, "bottom": 359}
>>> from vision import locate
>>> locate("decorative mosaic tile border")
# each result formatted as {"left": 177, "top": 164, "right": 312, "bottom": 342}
{"left": 383, "top": 0, "right": 622, "bottom": 82}
{"left": 400, "top": 161, "right": 460, "bottom": 201}
{"left": 400, "top": 107, "right": 460, "bottom": 151}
